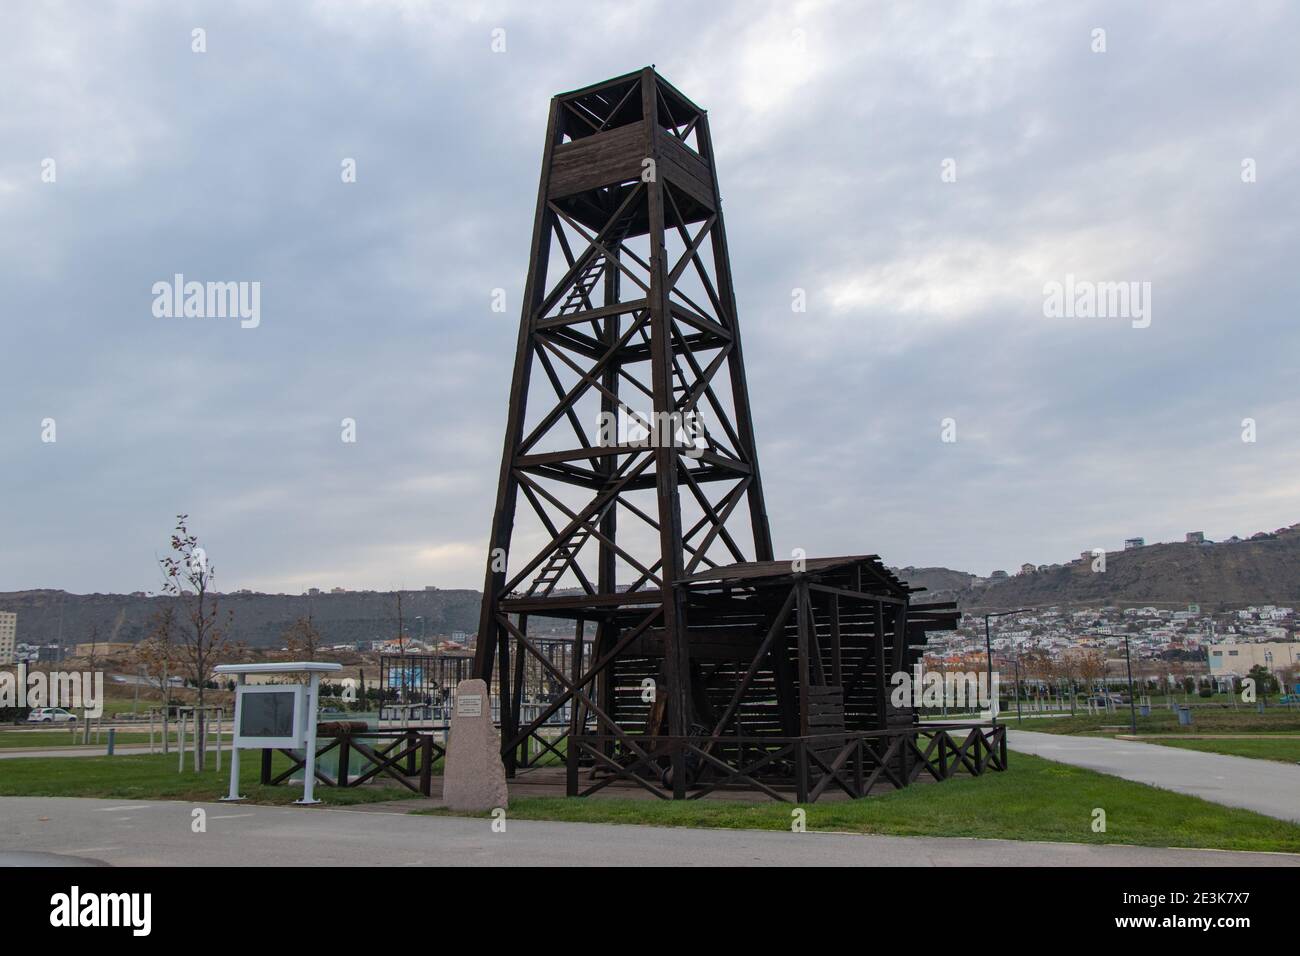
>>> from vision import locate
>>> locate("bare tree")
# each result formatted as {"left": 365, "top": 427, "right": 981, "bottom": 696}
{"left": 1031, "top": 650, "right": 1054, "bottom": 709}
{"left": 926, "top": 657, "right": 948, "bottom": 717}
{"left": 1055, "top": 651, "right": 1081, "bottom": 714}
{"left": 159, "top": 515, "right": 233, "bottom": 771}
{"left": 1037, "top": 655, "right": 1060, "bottom": 710}
{"left": 137, "top": 605, "right": 178, "bottom": 753}
{"left": 1076, "top": 650, "right": 1106, "bottom": 708}
{"left": 284, "top": 612, "right": 322, "bottom": 661}
{"left": 81, "top": 624, "right": 101, "bottom": 743}
{"left": 1169, "top": 660, "right": 1189, "bottom": 701}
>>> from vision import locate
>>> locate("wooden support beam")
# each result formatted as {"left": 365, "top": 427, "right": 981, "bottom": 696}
{"left": 829, "top": 593, "right": 843, "bottom": 686}
{"left": 796, "top": 579, "right": 812, "bottom": 736}
{"left": 873, "top": 601, "right": 890, "bottom": 730}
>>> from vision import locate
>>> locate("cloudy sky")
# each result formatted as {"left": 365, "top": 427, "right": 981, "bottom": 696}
{"left": 3, "top": 0, "right": 1298, "bottom": 595}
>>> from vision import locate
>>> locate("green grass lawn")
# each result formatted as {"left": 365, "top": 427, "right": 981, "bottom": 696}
{"left": 1001, "top": 707, "right": 1300, "bottom": 736}
{"left": 419, "top": 753, "right": 1300, "bottom": 854}
{"left": 1143, "top": 737, "right": 1300, "bottom": 764}
{"left": 0, "top": 751, "right": 421, "bottom": 806}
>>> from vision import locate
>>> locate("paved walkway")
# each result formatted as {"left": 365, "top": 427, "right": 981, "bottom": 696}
{"left": 1112, "top": 738, "right": 1300, "bottom": 743}
{"left": 1007, "top": 730, "right": 1300, "bottom": 823}
{"left": 0, "top": 746, "right": 160, "bottom": 759}
{"left": 0, "top": 797, "right": 1295, "bottom": 867}
{"left": 0, "top": 745, "right": 223, "bottom": 760}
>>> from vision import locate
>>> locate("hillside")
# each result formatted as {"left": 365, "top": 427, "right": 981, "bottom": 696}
{"left": 5, "top": 527, "right": 1298, "bottom": 650}
{"left": 957, "top": 528, "right": 1300, "bottom": 611}
{"left": 0, "top": 588, "right": 483, "bottom": 651}
{"left": 889, "top": 566, "right": 979, "bottom": 598}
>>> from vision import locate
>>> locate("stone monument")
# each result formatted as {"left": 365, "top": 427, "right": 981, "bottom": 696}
{"left": 440, "top": 678, "right": 508, "bottom": 811}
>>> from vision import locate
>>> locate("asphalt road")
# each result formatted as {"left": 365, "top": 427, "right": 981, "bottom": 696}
{"left": 1007, "top": 729, "right": 1300, "bottom": 823}
{"left": 1, "top": 797, "right": 1295, "bottom": 867}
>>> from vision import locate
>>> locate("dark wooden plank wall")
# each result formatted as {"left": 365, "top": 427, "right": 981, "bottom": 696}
{"left": 548, "top": 123, "right": 647, "bottom": 199}
{"left": 658, "top": 134, "right": 715, "bottom": 210}
{"left": 607, "top": 602, "right": 922, "bottom": 743}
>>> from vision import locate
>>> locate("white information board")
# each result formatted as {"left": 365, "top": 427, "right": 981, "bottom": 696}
{"left": 456, "top": 693, "right": 483, "bottom": 718}
{"left": 233, "top": 684, "right": 307, "bottom": 749}
{"left": 214, "top": 661, "right": 340, "bottom": 806}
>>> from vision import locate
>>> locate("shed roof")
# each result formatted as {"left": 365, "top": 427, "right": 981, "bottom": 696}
{"left": 680, "top": 555, "right": 916, "bottom": 592}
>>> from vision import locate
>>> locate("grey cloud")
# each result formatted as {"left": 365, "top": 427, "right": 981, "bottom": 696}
{"left": 2, "top": 0, "right": 1297, "bottom": 593}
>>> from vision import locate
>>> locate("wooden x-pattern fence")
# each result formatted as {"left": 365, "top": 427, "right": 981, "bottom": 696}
{"left": 569, "top": 724, "right": 1007, "bottom": 802}
{"left": 259, "top": 728, "right": 446, "bottom": 797}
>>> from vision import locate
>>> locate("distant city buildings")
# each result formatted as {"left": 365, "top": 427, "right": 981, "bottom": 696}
{"left": 1185, "top": 531, "right": 1205, "bottom": 544}
{"left": 1207, "top": 640, "right": 1300, "bottom": 679}
{"left": 16, "top": 643, "right": 62, "bottom": 663}
{"left": 925, "top": 602, "right": 1296, "bottom": 683}
{"left": 72, "top": 641, "right": 133, "bottom": 658}
{"left": 0, "top": 611, "right": 16, "bottom": 664}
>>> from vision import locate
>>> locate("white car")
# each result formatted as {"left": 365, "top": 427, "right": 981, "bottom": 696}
{"left": 27, "top": 707, "right": 77, "bottom": 723}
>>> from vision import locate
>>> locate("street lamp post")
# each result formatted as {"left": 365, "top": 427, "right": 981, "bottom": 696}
{"left": 984, "top": 609, "right": 1033, "bottom": 726}
{"left": 1264, "top": 651, "right": 1274, "bottom": 709}
{"left": 1095, "top": 631, "right": 1138, "bottom": 735}
{"left": 1123, "top": 633, "right": 1137, "bottom": 734}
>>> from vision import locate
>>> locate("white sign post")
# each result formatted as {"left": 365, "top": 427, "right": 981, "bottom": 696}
{"left": 298, "top": 672, "right": 322, "bottom": 805}
{"left": 213, "top": 662, "right": 342, "bottom": 805}
{"left": 223, "top": 673, "right": 247, "bottom": 801}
